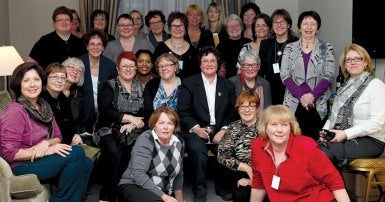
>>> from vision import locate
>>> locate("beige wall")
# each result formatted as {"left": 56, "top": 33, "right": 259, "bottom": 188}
{"left": 9, "top": 0, "right": 79, "bottom": 60}
{"left": 0, "top": 0, "right": 10, "bottom": 45}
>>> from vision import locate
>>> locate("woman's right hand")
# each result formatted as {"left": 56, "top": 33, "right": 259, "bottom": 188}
{"left": 129, "top": 115, "right": 145, "bottom": 129}
{"left": 45, "top": 144, "right": 72, "bottom": 157}
{"left": 161, "top": 194, "right": 177, "bottom": 202}
{"left": 30, "top": 140, "right": 50, "bottom": 161}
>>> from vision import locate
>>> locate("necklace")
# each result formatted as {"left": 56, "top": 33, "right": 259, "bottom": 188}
{"left": 170, "top": 39, "right": 186, "bottom": 52}
{"left": 275, "top": 40, "right": 287, "bottom": 62}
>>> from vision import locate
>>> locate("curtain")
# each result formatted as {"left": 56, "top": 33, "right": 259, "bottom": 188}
{"left": 79, "top": 0, "right": 120, "bottom": 36}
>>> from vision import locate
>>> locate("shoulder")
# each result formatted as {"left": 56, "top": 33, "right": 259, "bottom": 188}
{"left": 291, "top": 135, "right": 318, "bottom": 152}
{"left": 1, "top": 101, "right": 26, "bottom": 119}
{"left": 218, "top": 76, "right": 234, "bottom": 86}
{"left": 228, "top": 75, "right": 239, "bottom": 83}
{"left": 100, "top": 55, "right": 116, "bottom": 67}
{"left": 256, "top": 76, "right": 270, "bottom": 85}
{"left": 135, "top": 130, "right": 154, "bottom": 146}
{"left": 368, "top": 77, "right": 385, "bottom": 89}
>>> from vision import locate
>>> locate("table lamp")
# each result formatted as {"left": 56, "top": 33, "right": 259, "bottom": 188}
{"left": 0, "top": 46, "right": 24, "bottom": 90}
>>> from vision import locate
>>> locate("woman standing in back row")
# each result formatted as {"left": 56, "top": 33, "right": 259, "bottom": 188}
{"left": 280, "top": 10, "right": 335, "bottom": 141}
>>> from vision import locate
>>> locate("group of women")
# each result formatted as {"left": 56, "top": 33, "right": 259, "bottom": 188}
{"left": 2, "top": 2, "right": 385, "bottom": 202}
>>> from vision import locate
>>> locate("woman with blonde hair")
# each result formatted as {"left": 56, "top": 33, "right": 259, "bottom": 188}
{"left": 250, "top": 105, "right": 350, "bottom": 202}
{"left": 203, "top": 2, "right": 226, "bottom": 46}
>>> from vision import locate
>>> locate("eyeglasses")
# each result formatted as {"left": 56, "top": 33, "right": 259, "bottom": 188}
{"left": 120, "top": 65, "right": 137, "bottom": 70}
{"left": 255, "top": 24, "right": 268, "bottom": 29}
{"left": 66, "top": 65, "right": 83, "bottom": 74}
{"left": 117, "top": 24, "right": 134, "bottom": 28}
{"left": 170, "top": 24, "right": 185, "bottom": 30}
{"left": 94, "top": 17, "right": 106, "bottom": 21}
{"left": 158, "top": 63, "right": 175, "bottom": 69}
{"left": 273, "top": 21, "right": 286, "bottom": 26}
{"left": 227, "top": 24, "right": 241, "bottom": 29}
{"left": 239, "top": 104, "right": 257, "bottom": 110}
{"left": 345, "top": 57, "right": 363, "bottom": 64}
{"left": 55, "top": 18, "right": 71, "bottom": 23}
{"left": 88, "top": 42, "right": 103, "bottom": 48}
{"left": 242, "top": 63, "right": 259, "bottom": 69}
{"left": 48, "top": 75, "right": 66, "bottom": 81}
{"left": 149, "top": 21, "right": 163, "bottom": 27}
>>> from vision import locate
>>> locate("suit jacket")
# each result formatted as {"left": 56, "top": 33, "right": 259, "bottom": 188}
{"left": 79, "top": 54, "right": 118, "bottom": 133}
{"left": 177, "top": 74, "right": 237, "bottom": 134}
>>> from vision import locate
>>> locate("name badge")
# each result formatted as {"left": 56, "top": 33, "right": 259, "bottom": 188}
{"left": 271, "top": 175, "right": 280, "bottom": 190}
{"left": 273, "top": 63, "right": 280, "bottom": 74}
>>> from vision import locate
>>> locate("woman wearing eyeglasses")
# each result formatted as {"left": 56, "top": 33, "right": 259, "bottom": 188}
{"left": 95, "top": 51, "right": 145, "bottom": 201}
{"left": 144, "top": 10, "right": 170, "bottom": 48}
{"left": 319, "top": 43, "right": 385, "bottom": 169}
{"left": 78, "top": 29, "right": 117, "bottom": 135}
{"left": 143, "top": 53, "right": 181, "bottom": 126}
{"left": 153, "top": 12, "right": 199, "bottom": 79}
{"left": 230, "top": 49, "right": 271, "bottom": 109}
{"left": 103, "top": 14, "right": 154, "bottom": 64}
{"left": 90, "top": 9, "right": 116, "bottom": 42}
{"left": 280, "top": 10, "right": 335, "bottom": 141}
{"left": 41, "top": 63, "right": 83, "bottom": 146}
{"left": 217, "top": 90, "right": 261, "bottom": 202}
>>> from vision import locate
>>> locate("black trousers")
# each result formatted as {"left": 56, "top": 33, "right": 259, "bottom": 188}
{"left": 118, "top": 184, "right": 162, "bottom": 202}
{"left": 295, "top": 104, "right": 325, "bottom": 141}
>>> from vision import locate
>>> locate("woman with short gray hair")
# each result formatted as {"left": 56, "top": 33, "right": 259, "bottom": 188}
{"left": 229, "top": 49, "right": 271, "bottom": 109}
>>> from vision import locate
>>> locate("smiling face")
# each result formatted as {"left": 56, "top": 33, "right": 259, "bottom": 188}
{"left": 118, "top": 58, "right": 137, "bottom": 81}
{"left": 65, "top": 64, "right": 83, "bottom": 84}
{"left": 241, "top": 57, "right": 260, "bottom": 80}
{"left": 87, "top": 36, "right": 104, "bottom": 58}
{"left": 200, "top": 53, "right": 218, "bottom": 77}
{"left": 299, "top": 16, "right": 318, "bottom": 40}
{"left": 169, "top": 19, "right": 186, "bottom": 39}
{"left": 117, "top": 17, "right": 135, "bottom": 38}
{"left": 344, "top": 50, "right": 367, "bottom": 78}
{"left": 136, "top": 53, "right": 153, "bottom": 75}
{"left": 21, "top": 69, "right": 42, "bottom": 103}
{"left": 266, "top": 120, "right": 291, "bottom": 146}
{"left": 226, "top": 19, "right": 242, "bottom": 40}
{"left": 272, "top": 15, "right": 289, "bottom": 37}
{"left": 255, "top": 18, "right": 270, "bottom": 40}
{"left": 54, "top": 14, "right": 71, "bottom": 35}
{"left": 46, "top": 72, "right": 66, "bottom": 94}
{"left": 158, "top": 58, "right": 177, "bottom": 81}
{"left": 207, "top": 6, "right": 219, "bottom": 22}
{"left": 93, "top": 13, "right": 107, "bottom": 30}
{"left": 243, "top": 9, "right": 256, "bottom": 26}
{"left": 148, "top": 15, "right": 164, "bottom": 35}
{"left": 130, "top": 11, "right": 144, "bottom": 30}
{"left": 187, "top": 10, "right": 202, "bottom": 27}
{"left": 70, "top": 12, "right": 80, "bottom": 32}
{"left": 238, "top": 101, "right": 258, "bottom": 126}
{"left": 154, "top": 112, "right": 176, "bottom": 144}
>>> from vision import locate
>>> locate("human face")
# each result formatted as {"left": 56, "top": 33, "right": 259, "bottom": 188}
{"left": 65, "top": 64, "right": 83, "bottom": 84}
{"left": 136, "top": 53, "right": 153, "bottom": 75}
{"left": 158, "top": 58, "right": 177, "bottom": 81}
{"left": 70, "top": 13, "right": 80, "bottom": 32}
{"left": 154, "top": 113, "right": 176, "bottom": 145}
{"left": 226, "top": 19, "right": 242, "bottom": 40}
{"left": 87, "top": 36, "right": 104, "bottom": 58}
{"left": 117, "top": 18, "right": 135, "bottom": 38}
{"left": 272, "top": 16, "right": 289, "bottom": 37}
{"left": 300, "top": 17, "right": 318, "bottom": 40}
{"left": 21, "top": 69, "right": 42, "bottom": 103}
{"left": 54, "top": 14, "right": 71, "bottom": 35}
{"left": 200, "top": 53, "right": 218, "bottom": 77}
{"left": 238, "top": 101, "right": 258, "bottom": 126}
{"left": 118, "top": 58, "right": 137, "bottom": 81}
{"left": 207, "top": 7, "right": 219, "bottom": 22}
{"left": 344, "top": 50, "right": 367, "bottom": 78}
{"left": 266, "top": 120, "right": 291, "bottom": 146}
{"left": 46, "top": 72, "right": 66, "bottom": 93}
{"left": 149, "top": 15, "right": 164, "bottom": 35}
{"left": 93, "top": 14, "right": 106, "bottom": 30}
{"left": 243, "top": 9, "right": 256, "bottom": 26}
{"left": 130, "top": 12, "right": 143, "bottom": 30}
{"left": 241, "top": 57, "right": 259, "bottom": 80}
{"left": 255, "top": 18, "right": 270, "bottom": 40}
{"left": 187, "top": 10, "right": 202, "bottom": 27}
{"left": 169, "top": 19, "right": 185, "bottom": 39}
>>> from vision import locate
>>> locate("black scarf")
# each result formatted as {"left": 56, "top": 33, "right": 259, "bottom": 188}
{"left": 17, "top": 96, "right": 54, "bottom": 139}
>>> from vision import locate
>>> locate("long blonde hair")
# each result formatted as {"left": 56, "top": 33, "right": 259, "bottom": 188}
{"left": 257, "top": 105, "right": 301, "bottom": 139}
{"left": 203, "top": 2, "right": 225, "bottom": 33}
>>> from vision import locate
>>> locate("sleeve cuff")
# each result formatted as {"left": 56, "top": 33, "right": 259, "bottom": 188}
{"left": 189, "top": 124, "right": 200, "bottom": 133}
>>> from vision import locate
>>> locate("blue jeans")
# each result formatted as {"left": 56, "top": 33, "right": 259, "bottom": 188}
{"left": 12, "top": 145, "right": 93, "bottom": 202}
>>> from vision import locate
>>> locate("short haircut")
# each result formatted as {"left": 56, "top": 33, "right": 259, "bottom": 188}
{"left": 155, "top": 53, "right": 180, "bottom": 73}
{"left": 185, "top": 4, "right": 204, "bottom": 24}
{"left": 82, "top": 29, "right": 108, "bottom": 48}
{"left": 116, "top": 13, "right": 133, "bottom": 25}
{"left": 52, "top": 6, "right": 72, "bottom": 22}
{"left": 10, "top": 62, "right": 45, "bottom": 98}
{"left": 198, "top": 46, "right": 220, "bottom": 66}
{"left": 224, "top": 14, "right": 243, "bottom": 29}
{"left": 297, "top": 10, "right": 321, "bottom": 30}
{"left": 45, "top": 62, "right": 67, "bottom": 78}
{"left": 148, "top": 106, "right": 180, "bottom": 132}
{"left": 239, "top": 49, "right": 261, "bottom": 65}
{"left": 145, "top": 10, "right": 166, "bottom": 27}
{"left": 235, "top": 90, "right": 261, "bottom": 109}
{"left": 90, "top": 9, "right": 110, "bottom": 32}
{"left": 167, "top": 12, "right": 188, "bottom": 31}
{"left": 117, "top": 51, "right": 137, "bottom": 66}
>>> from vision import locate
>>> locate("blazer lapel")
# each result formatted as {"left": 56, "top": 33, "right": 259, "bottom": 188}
{"left": 195, "top": 75, "right": 209, "bottom": 113}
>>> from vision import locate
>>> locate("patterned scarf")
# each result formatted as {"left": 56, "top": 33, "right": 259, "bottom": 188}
{"left": 17, "top": 96, "right": 54, "bottom": 138}
{"left": 329, "top": 72, "right": 374, "bottom": 129}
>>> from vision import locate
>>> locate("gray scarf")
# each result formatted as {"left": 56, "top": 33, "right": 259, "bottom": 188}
{"left": 329, "top": 72, "right": 374, "bottom": 129}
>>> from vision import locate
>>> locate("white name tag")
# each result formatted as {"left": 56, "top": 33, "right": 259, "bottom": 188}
{"left": 271, "top": 175, "right": 280, "bottom": 190}
{"left": 273, "top": 63, "right": 280, "bottom": 74}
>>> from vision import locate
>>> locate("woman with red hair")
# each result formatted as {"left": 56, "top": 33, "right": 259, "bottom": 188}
{"left": 95, "top": 51, "right": 145, "bottom": 201}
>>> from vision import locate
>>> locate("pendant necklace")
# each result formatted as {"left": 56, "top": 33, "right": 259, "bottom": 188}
{"left": 275, "top": 40, "right": 287, "bottom": 62}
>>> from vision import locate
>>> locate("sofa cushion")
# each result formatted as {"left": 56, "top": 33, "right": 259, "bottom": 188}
{"left": 10, "top": 174, "right": 44, "bottom": 199}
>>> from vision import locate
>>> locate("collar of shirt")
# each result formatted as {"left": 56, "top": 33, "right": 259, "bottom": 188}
{"left": 151, "top": 129, "right": 179, "bottom": 145}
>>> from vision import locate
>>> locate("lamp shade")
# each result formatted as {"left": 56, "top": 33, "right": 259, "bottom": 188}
{"left": 0, "top": 46, "right": 24, "bottom": 76}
